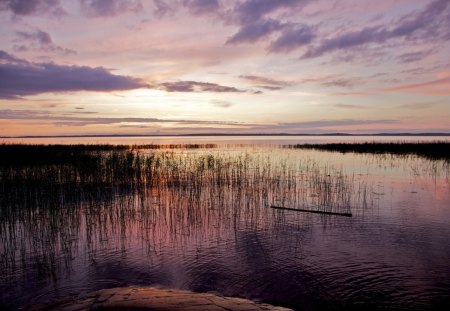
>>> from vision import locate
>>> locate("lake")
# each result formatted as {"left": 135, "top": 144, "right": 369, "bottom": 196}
{"left": 2, "top": 135, "right": 450, "bottom": 145}
{"left": 0, "top": 137, "right": 449, "bottom": 310}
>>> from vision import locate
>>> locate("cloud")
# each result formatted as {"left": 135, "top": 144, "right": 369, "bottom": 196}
{"left": 0, "top": 109, "right": 399, "bottom": 133}
{"left": 333, "top": 103, "right": 370, "bottom": 109}
{"left": 321, "top": 78, "right": 356, "bottom": 88}
{"left": 0, "top": 51, "right": 143, "bottom": 99}
{"left": 398, "top": 102, "right": 438, "bottom": 109}
{"left": 276, "top": 119, "right": 398, "bottom": 129}
{"left": 0, "top": 0, "right": 66, "bottom": 16}
{"left": 0, "top": 50, "right": 23, "bottom": 63}
{"left": 152, "top": 0, "right": 173, "bottom": 17}
{"left": 226, "top": 18, "right": 285, "bottom": 44}
{"left": 0, "top": 109, "right": 246, "bottom": 127}
{"left": 159, "top": 80, "right": 244, "bottom": 93}
{"left": 378, "top": 77, "right": 450, "bottom": 95}
{"left": 224, "top": 0, "right": 313, "bottom": 49}
{"left": 396, "top": 50, "right": 434, "bottom": 64}
{"left": 239, "top": 75, "right": 293, "bottom": 90}
{"left": 14, "top": 29, "right": 76, "bottom": 55}
{"left": 268, "top": 24, "right": 315, "bottom": 52}
{"left": 211, "top": 100, "right": 233, "bottom": 108}
{"left": 17, "top": 29, "right": 52, "bottom": 45}
{"left": 241, "top": 74, "right": 358, "bottom": 90}
{"left": 183, "top": 0, "right": 219, "bottom": 15}
{"left": 231, "top": 0, "right": 309, "bottom": 24}
{"left": 302, "top": 0, "right": 450, "bottom": 59}
{"left": 79, "top": 0, "right": 143, "bottom": 17}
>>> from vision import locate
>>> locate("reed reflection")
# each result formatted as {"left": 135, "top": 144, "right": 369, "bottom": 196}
{"left": 1, "top": 144, "right": 449, "bottom": 310}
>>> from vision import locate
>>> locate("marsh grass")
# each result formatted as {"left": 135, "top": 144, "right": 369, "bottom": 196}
{"left": 286, "top": 142, "right": 450, "bottom": 161}
{"left": 0, "top": 144, "right": 373, "bottom": 289}
{"left": 0, "top": 144, "right": 370, "bottom": 222}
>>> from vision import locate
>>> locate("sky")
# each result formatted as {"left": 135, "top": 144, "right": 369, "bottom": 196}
{"left": 0, "top": 0, "right": 449, "bottom": 136}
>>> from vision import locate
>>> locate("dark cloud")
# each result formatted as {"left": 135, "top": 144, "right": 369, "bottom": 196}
{"left": 258, "top": 86, "right": 283, "bottom": 90}
{"left": 302, "top": 0, "right": 450, "bottom": 59}
{"left": 231, "top": 0, "right": 309, "bottom": 24}
{"left": 71, "top": 111, "right": 98, "bottom": 114}
{"left": 226, "top": 18, "right": 285, "bottom": 44}
{"left": 183, "top": 0, "right": 219, "bottom": 15}
{"left": 17, "top": 29, "right": 51, "bottom": 45}
{"left": 225, "top": 0, "right": 312, "bottom": 47}
{"left": 159, "top": 81, "right": 244, "bottom": 93}
{"left": 239, "top": 75, "right": 293, "bottom": 90}
{"left": 241, "top": 74, "right": 358, "bottom": 90}
{"left": 0, "top": 0, "right": 66, "bottom": 16}
{"left": 152, "top": 0, "right": 172, "bottom": 17}
{"left": 0, "top": 109, "right": 245, "bottom": 127}
{"left": 80, "top": 0, "right": 143, "bottom": 17}
{"left": 396, "top": 50, "right": 434, "bottom": 64}
{"left": 0, "top": 50, "right": 23, "bottom": 63}
{"left": 14, "top": 29, "right": 76, "bottom": 55}
{"left": 321, "top": 78, "right": 355, "bottom": 88}
{"left": 0, "top": 51, "right": 143, "bottom": 99}
{"left": 268, "top": 24, "right": 315, "bottom": 52}
{"left": 302, "top": 26, "right": 389, "bottom": 59}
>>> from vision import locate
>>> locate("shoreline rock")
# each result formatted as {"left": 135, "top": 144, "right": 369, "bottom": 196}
{"left": 24, "top": 286, "right": 293, "bottom": 311}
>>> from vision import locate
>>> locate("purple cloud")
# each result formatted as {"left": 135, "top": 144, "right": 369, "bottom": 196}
{"left": 302, "top": 0, "right": 450, "bottom": 59}
{"left": 0, "top": 50, "right": 23, "bottom": 63}
{"left": 0, "top": 51, "right": 143, "bottom": 99}
{"left": 227, "top": 19, "right": 284, "bottom": 44}
{"left": 0, "top": 0, "right": 65, "bottom": 16}
{"left": 183, "top": 0, "right": 219, "bottom": 15}
{"left": 80, "top": 0, "right": 143, "bottom": 17}
{"left": 268, "top": 24, "right": 315, "bottom": 52}
{"left": 0, "top": 109, "right": 245, "bottom": 127}
{"left": 396, "top": 50, "right": 434, "bottom": 64}
{"left": 152, "top": 0, "right": 172, "bottom": 17}
{"left": 321, "top": 78, "right": 356, "bottom": 88}
{"left": 159, "top": 81, "right": 244, "bottom": 93}
{"left": 14, "top": 29, "right": 76, "bottom": 55}
{"left": 231, "top": 0, "right": 309, "bottom": 24}
{"left": 17, "top": 29, "right": 51, "bottom": 45}
{"left": 239, "top": 75, "right": 293, "bottom": 90}
{"left": 224, "top": 0, "right": 312, "bottom": 47}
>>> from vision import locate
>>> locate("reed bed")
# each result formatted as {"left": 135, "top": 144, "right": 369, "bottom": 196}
{"left": 1, "top": 144, "right": 373, "bottom": 284}
{"left": 285, "top": 142, "right": 450, "bottom": 160}
{"left": 0, "top": 144, "right": 369, "bottom": 217}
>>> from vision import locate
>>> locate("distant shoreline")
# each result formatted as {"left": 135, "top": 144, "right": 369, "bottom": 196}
{"left": 2, "top": 133, "right": 450, "bottom": 138}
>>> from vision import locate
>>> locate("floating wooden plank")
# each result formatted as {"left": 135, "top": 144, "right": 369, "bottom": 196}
{"left": 269, "top": 205, "right": 352, "bottom": 217}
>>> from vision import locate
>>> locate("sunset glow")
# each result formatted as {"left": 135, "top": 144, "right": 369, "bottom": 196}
{"left": 1, "top": 0, "right": 450, "bottom": 136}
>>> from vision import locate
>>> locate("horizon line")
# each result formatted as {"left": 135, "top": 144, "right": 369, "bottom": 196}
{"left": 2, "top": 132, "right": 450, "bottom": 139}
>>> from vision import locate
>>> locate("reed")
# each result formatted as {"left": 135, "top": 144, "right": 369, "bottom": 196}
{"left": 285, "top": 142, "right": 450, "bottom": 160}
{"left": 1, "top": 144, "right": 373, "bottom": 290}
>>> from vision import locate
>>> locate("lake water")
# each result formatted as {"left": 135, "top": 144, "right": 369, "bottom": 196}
{"left": 0, "top": 137, "right": 449, "bottom": 310}
{"left": 2, "top": 135, "right": 450, "bottom": 145}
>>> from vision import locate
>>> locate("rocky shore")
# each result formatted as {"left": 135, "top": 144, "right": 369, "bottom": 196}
{"left": 25, "top": 287, "right": 293, "bottom": 311}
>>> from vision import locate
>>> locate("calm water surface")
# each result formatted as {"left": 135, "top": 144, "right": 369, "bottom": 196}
{"left": 0, "top": 139, "right": 449, "bottom": 310}
{"left": 2, "top": 135, "right": 450, "bottom": 145}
